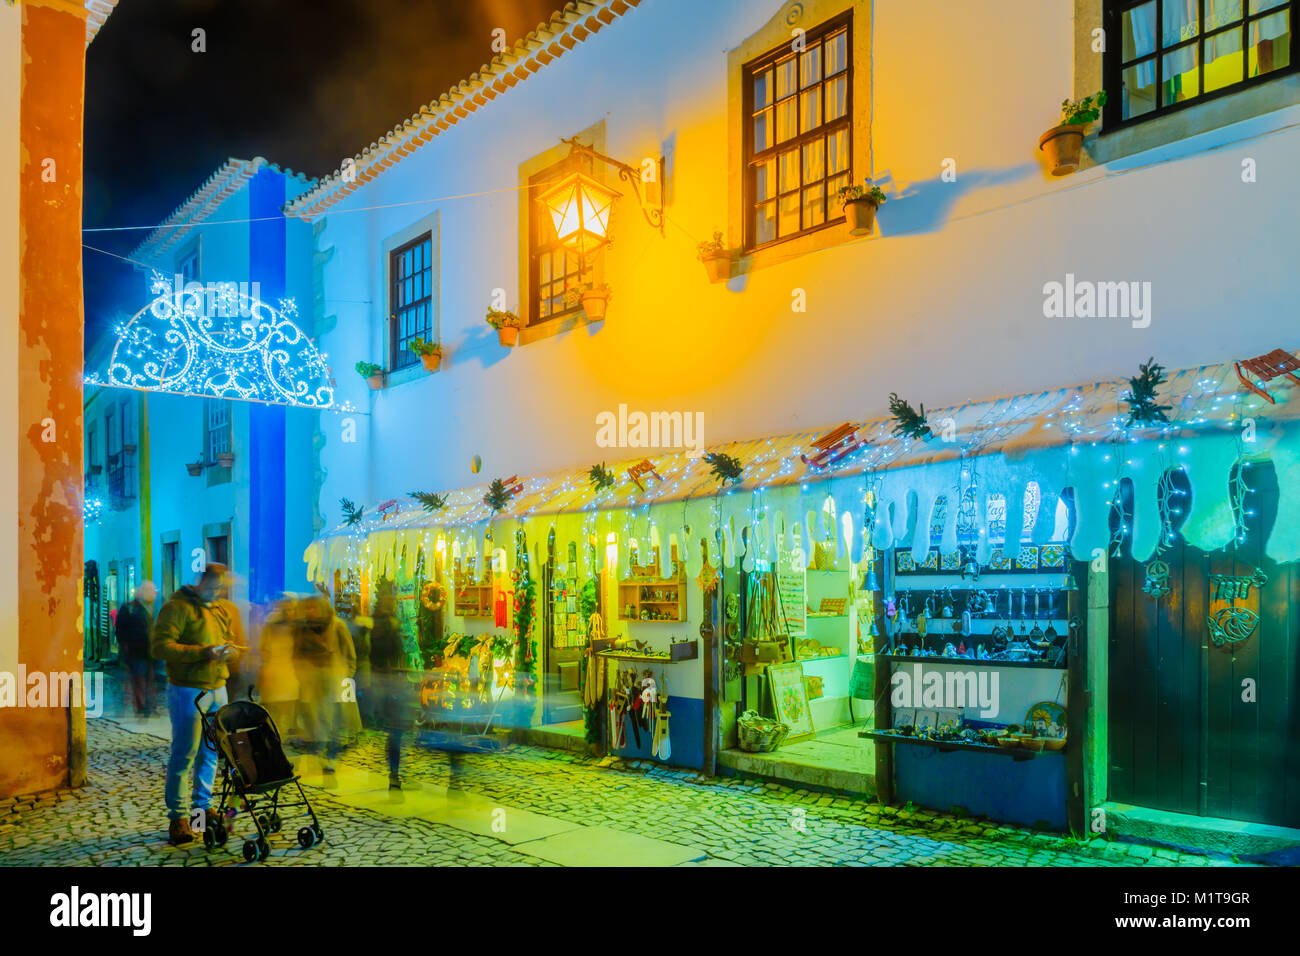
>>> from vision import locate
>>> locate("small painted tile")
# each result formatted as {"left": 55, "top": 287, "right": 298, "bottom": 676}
{"left": 988, "top": 549, "right": 1011, "bottom": 571}
{"left": 940, "top": 551, "right": 962, "bottom": 571}
{"left": 1040, "top": 544, "right": 1064, "bottom": 568}
{"left": 895, "top": 551, "right": 915, "bottom": 572}
{"left": 1014, "top": 546, "right": 1039, "bottom": 569}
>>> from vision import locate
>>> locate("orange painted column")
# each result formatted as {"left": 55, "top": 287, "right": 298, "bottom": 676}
{"left": 0, "top": 0, "right": 88, "bottom": 797}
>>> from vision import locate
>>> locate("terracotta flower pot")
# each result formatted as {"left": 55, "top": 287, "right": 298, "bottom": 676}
{"left": 366, "top": 373, "right": 384, "bottom": 390}
{"left": 497, "top": 326, "right": 519, "bottom": 347}
{"left": 420, "top": 351, "right": 442, "bottom": 371}
{"left": 186, "top": 462, "right": 203, "bottom": 477}
{"left": 844, "top": 197, "right": 879, "bottom": 235}
{"left": 1039, "top": 123, "right": 1087, "bottom": 176}
{"left": 701, "top": 253, "right": 730, "bottom": 284}
{"left": 217, "top": 452, "right": 234, "bottom": 468}
{"left": 580, "top": 289, "right": 610, "bottom": 322}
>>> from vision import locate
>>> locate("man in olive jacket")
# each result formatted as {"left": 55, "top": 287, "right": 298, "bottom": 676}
{"left": 150, "top": 563, "right": 246, "bottom": 845}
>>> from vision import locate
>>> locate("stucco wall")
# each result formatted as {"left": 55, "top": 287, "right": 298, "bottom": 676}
{"left": 312, "top": 0, "right": 1299, "bottom": 528}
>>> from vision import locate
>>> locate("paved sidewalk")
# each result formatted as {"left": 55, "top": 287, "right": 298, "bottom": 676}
{"left": 0, "top": 716, "right": 1246, "bottom": 867}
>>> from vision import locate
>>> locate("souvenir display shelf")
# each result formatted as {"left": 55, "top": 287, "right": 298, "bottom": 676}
{"left": 617, "top": 576, "right": 686, "bottom": 622}
{"left": 877, "top": 653, "right": 1065, "bottom": 671}
{"left": 453, "top": 579, "right": 493, "bottom": 618}
{"left": 858, "top": 729, "right": 1057, "bottom": 762}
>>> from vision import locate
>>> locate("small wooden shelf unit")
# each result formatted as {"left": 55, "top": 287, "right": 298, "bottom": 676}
{"left": 453, "top": 579, "right": 493, "bottom": 618}
{"left": 617, "top": 575, "right": 686, "bottom": 622}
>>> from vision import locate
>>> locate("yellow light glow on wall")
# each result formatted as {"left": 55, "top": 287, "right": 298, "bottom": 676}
{"left": 538, "top": 171, "right": 620, "bottom": 254}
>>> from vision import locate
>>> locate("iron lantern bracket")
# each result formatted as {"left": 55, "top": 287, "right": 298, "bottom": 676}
{"left": 559, "top": 137, "right": 665, "bottom": 236}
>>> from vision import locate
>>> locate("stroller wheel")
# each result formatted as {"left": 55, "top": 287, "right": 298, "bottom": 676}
{"left": 202, "top": 827, "right": 216, "bottom": 850}
{"left": 213, "top": 823, "right": 229, "bottom": 848}
{"left": 242, "top": 840, "right": 259, "bottom": 863}
{"left": 257, "top": 814, "right": 270, "bottom": 835}
{"left": 311, "top": 824, "right": 324, "bottom": 845}
{"left": 257, "top": 838, "right": 270, "bottom": 862}
{"left": 297, "top": 826, "right": 315, "bottom": 849}
{"left": 269, "top": 812, "right": 282, "bottom": 833}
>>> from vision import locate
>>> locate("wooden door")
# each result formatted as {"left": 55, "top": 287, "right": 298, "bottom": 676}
{"left": 1109, "top": 464, "right": 1300, "bottom": 827}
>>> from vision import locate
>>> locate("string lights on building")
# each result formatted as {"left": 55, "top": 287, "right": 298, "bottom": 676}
{"left": 84, "top": 273, "right": 337, "bottom": 409}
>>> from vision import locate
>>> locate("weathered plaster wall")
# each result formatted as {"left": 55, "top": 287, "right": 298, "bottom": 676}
{"left": 1, "top": 0, "right": 88, "bottom": 797}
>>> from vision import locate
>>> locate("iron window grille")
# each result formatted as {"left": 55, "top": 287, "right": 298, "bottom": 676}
{"left": 743, "top": 13, "right": 853, "bottom": 252}
{"left": 389, "top": 233, "right": 434, "bottom": 370}
{"left": 1104, "top": 0, "right": 1296, "bottom": 129}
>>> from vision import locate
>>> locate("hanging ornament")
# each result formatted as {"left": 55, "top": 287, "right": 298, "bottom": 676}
{"left": 696, "top": 552, "right": 719, "bottom": 595}
{"left": 1141, "top": 559, "right": 1171, "bottom": 599}
{"left": 1208, "top": 607, "right": 1259, "bottom": 647}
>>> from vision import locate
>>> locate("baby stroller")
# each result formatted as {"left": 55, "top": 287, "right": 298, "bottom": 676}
{"left": 196, "top": 689, "right": 324, "bottom": 863}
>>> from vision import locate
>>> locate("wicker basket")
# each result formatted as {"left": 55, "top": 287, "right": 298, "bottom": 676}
{"left": 737, "top": 710, "right": 790, "bottom": 752}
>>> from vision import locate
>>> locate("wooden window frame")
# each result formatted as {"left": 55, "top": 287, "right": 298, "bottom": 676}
{"left": 1103, "top": 0, "right": 1298, "bottom": 131}
{"left": 527, "top": 153, "right": 597, "bottom": 328}
{"left": 742, "top": 12, "right": 853, "bottom": 253}
{"left": 388, "top": 232, "right": 434, "bottom": 371}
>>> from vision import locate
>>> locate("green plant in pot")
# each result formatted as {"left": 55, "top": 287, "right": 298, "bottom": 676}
{"left": 408, "top": 336, "right": 443, "bottom": 371}
{"left": 565, "top": 281, "right": 612, "bottom": 322}
{"left": 486, "top": 307, "right": 523, "bottom": 347}
{"left": 355, "top": 360, "right": 383, "bottom": 390}
{"left": 1039, "top": 91, "right": 1106, "bottom": 176}
{"left": 837, "top": 180, "right": 887, "bottom": 236}
{"left": 697, "top": 231, "right": 730, "bottom": 284}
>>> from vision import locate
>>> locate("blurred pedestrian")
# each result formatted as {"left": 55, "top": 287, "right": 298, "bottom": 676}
{"left": 150, "top": 563, "right": 245, "bottom": 846}
{"left": 116, "top": 581, "right": 157, "bottom": 717}
{"left": 369, "top": 591, "right": 415, "bottom": 789}
{"left": 293, "top": 593, "right": 356, "bottom": 775}
{"left": 258, "top": 593, "right": 301, "bottom": 742}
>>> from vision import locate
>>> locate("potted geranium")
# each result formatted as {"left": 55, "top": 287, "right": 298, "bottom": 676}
{"left": 566, "top": 282, "right": 611, "bottom": 322}
{"left": 355, "top": 360, "right": 384, "bottom": 390}
{"left": 486, "top": 307, "right": 523, "bottom": 347}
{"left": 185, "top": 455, "right": 203, "bottom": 477}
{"left": 217, "top": 451, "right": 234, "bottom": 468}
{"left": 409, "top": 337, "right": 443, "bottom": 371}
{"left": 1039, "top": 91, "right": 1106, "bottom": 176}
{"left": 837, "top": 180, "right": 887, "bottom": 235}
{"left": 697, "top": 231, "right": 730, "bottom": 283}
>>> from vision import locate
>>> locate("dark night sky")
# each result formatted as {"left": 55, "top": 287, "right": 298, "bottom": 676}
{"left": 83, "top": 0, "right": 560, "bottom": 351}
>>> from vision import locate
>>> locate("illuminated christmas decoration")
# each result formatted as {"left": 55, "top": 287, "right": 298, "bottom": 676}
{"left": 84, "top": 273, "right": 337, "bottom": 409}
{"left": 83, "top": 495, "right": 104, "bottom": 525}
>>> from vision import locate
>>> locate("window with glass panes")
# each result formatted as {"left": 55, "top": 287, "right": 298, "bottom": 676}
{"left": 529, "top": 152, "right": 596, "bottom": 323}
{"left": 744, "top": 15, "right": 852, "bottom": 250}
{"left": 389, "top": 233, "right": 434, "bottom": 370}
{"left": 1106, "top": 1, "right": 1295, "bottom": 126}
{"left": 204, "top": 398, "right": 231, "bottom": 464}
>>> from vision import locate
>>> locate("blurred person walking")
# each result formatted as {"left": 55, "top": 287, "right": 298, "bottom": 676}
{"left": 116, "top": 581, "right": 157, "bottom": 717}
{"left": 258, "top": 593, "right": 301, "bottom": 743}
{"left": 293, "top": 594, "right": 356, "bottom": 775}
{"left": 150, "top": 563, "right": 245, "bottom": 846}
{"left": 369, "top": 591, "right": 415, "bottom": 789}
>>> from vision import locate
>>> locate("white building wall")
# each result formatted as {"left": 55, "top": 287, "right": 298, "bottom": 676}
{"left": 312, "top": 0, "right": 1300, "bottom": 523}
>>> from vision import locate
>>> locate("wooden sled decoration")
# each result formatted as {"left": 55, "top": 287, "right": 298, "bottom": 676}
{"left": 377, "top": 498, "right": 400, "bottom": 521}
{"left": 1235, "top": 348, "right": 1300, "bottom": 404}
{"left": 801, "top": 422, "right": 866, "bottom": 469}
{"left": 627, "top": 459, "right": 664, "bottom": 492}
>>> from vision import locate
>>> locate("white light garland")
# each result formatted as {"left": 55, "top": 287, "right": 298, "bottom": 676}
{"left": 85, "top": 273, "right": 337, "bottom": 409}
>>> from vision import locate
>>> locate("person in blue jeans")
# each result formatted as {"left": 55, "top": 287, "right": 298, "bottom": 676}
{"left": 150, "top": 564, "right": 245, "bottom": 846}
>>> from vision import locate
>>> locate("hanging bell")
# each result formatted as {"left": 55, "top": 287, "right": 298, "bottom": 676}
{"left": 1064, "top": 568, "right": 1080, "bottom": 592}
{"left": 962, "top": 559, "right": 979, "bottom": 581}
{"left": 861, "top": 567, "right": 880, "bottom": 592}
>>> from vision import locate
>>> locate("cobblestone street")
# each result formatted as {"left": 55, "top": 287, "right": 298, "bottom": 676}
{"left": 0, "top": 716, "right": 1247, "bottom": 867}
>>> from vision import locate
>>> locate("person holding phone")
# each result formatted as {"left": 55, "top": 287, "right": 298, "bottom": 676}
{"left": 149, "top": 563, "right": 246, "bottom": 846}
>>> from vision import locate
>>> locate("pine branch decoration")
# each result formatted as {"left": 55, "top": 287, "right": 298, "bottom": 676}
{"left": 483, "top": 478, "right": 512, "bottom": 513}
{"left": 1123, "top": 357, "right": 1173, "bottom": 426}
{"left": 705, "top": 451, "right": 744, "bottom": 486}
{"left": 588, "top": 462, "right": 616, "bottom": 492}
{"left": 340, "top": 497, "right": 364, "bottom": 526}
{"left": 888, "top": 392, "right": 932, "bottom": 440}
{"left": 409, "top": 490, "right": 447, "bottom": 513}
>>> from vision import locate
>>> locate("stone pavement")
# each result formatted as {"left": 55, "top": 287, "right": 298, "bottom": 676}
{"left": 0, "top": 716, "right": 1249, "bottom": 867}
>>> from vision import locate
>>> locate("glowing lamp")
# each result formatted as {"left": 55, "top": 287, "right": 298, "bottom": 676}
{"left": 538, "top": 172, "right": 620, "bottom": 254}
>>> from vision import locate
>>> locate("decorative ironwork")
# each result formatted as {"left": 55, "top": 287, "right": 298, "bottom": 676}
{"left": 1141, "top": 559, "right": 1171, "bottom": 599}
{"left": 1208, "top": 606, "right": 1259, "bottom": 647}
{"left": 1209, "top": 567, "right": 1268, "bottom": 602}
{"left": 558, "top": 137, "right": 664, "bottom": 235}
